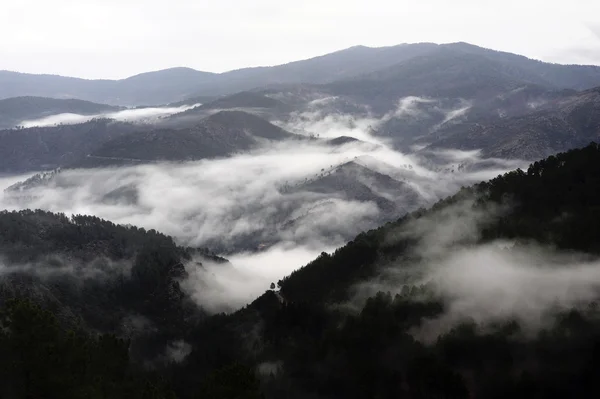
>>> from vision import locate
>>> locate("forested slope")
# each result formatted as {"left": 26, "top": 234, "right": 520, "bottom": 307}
{"left": 4, "top": 143, "right": 600, "bottom": 398}
{"left": 181, "top": 142, "right": 600, "bottom": 399}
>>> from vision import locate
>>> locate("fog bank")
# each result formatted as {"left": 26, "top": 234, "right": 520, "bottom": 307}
{"left": 19, "top": 103, "right": 201, "bottom": 128}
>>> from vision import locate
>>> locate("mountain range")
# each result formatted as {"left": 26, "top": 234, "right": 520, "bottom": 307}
{"left": 2, "top": 40, "right": 600, "bottom": 256}
{"left": 0, "top": 96, "right": 122, "bottom": 129}
{"left": 425, "top": 86, "right": 600, "bottom": 159}
{"left": 1, "top": 42, "right": 599, "bottom": 163}
{"left": 3, "top": 42, "right": 600, "bottom": 106}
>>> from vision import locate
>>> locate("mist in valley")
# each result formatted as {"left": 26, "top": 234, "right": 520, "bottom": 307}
{"left": 351, "top": 197, "right": 600, "bottom": 341}
{"left": 18, "top": 103, "right": 202, "bottom": 128}
{"left": 1, "top": 105, "right": 528, "bottom": 312}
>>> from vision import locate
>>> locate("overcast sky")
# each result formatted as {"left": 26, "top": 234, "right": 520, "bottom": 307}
{"left": 2, "top": 0, "right": 600, "bottom": 79}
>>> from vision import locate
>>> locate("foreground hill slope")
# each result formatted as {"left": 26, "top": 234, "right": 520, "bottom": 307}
{"left": 0, "top": 209, "right": 225, "bottom": 353}
{"left": 179, "top": 142, "right": 600, "bottom": 398}
{"left": 278, "top": 142, "right": 600, "bottom": 303}
{"left": 4, "top": 143, "right": 600, "bottom": 398}
{"left": 0, "top": 209, "right": 231, "bottom": 397}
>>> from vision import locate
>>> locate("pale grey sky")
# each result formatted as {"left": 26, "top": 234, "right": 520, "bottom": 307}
{"left": 2, "top": 0, "right": 600, "bottom": 79}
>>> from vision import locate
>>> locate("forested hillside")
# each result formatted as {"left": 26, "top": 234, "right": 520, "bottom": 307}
{"left": 0, "top": 110, "right": 299, "bottom": 172}
{"left": 180, "top": 142, "right": 600, "bottom": 398}
{"left": 3, "top": 143, "right": 600, "bottom": 398}
{"left": 279, "top": 141, "right": 600, "bottom": 303}
{"left": 0, "top": 210, "right": 226, "bottom": 359}
{"left": 0, "top": 119, "right": 140, "bottom": 172}
{"left": 0, "top": 299, "right": 177, "bottom": 398}
{"left": 425, "top": 86, "right": 600, "bottom": 159}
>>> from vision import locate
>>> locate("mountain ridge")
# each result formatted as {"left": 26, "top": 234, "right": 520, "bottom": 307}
{"left": 0, "top": 96, "right": 122, "bottom": 129}
{"left": 3, "top": 42, "right": 600, "bottom": 105}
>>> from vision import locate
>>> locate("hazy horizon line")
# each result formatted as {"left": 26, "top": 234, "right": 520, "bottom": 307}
{"left": 2, "top": 40, "right": 598, "bottom": 81}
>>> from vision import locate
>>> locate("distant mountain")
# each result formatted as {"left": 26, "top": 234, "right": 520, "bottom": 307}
{"left": 325, "top": 136, "right": 362, "bottom": 146}
{"left": 371, "top": 83, "right": 575, "bottom": 149}
{"left": 169, "top": 95, "right": 217, "bottom": 107}
{"left": 199, "top": 110, "right": 297, "bottom": 140}
{"left": 444, "top": 42, "right": 600, "bottom": 90}
{"left": 425, "top": 86, "right": 600, "bottom": 159}
{"left": 0, "top": 68, "right": 216, "bottom": 106}
{"left": 0, "top": 110, "right": 299, "bottom": 172}
{"left": 195, "top": 91, "right": 288, "bottom": 111}
{"left": 75, "top": 111, "right": 300, "bottom": 167}
{"left": 166, "top": 92, "right": 292, "bottom": 127}
{"left": 0, "top": 96, "right": 121, "bottom": 129}
{"left": 3, "top": 43, "right": 599, "bottom": 106}
{"left": 326, "top": 46, "right": 588, "bottom": 112}
{"left": 0, "top": 119, "right": 139, "bottom": 172}
{"left": 292, "top": 160, "right": 422, "bottom": 218}
{"left": 183, "top": 43, "right": 441, "bottom": 98}
{"left": 115, "top": 67, "right": 218, "bottom": 105}
{"left": 191, "top": 43, "right": 600, "bottom": 100}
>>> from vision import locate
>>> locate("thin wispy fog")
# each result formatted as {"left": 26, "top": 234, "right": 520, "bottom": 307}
{"left": 1, "top": 109, "right": 526, "bottom": 311}
{"left": 0, "top": 173, "right": 34, "bottom": 192}
{"left": 0, "top": 256, "right": 131, "bottom": 281}
{"left": 283, "top": 96, "right": 477, "bottom": 143}
{"left": 355, "top": 198, "right": 600, "bottom": 340}
{"left": 424, "top": 244, "right": 600, "bottom": 336}
{"left": 19, "top": 103, "right": 201, "bottom": 128}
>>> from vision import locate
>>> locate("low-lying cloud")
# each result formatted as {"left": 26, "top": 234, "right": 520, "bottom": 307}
{"left": 19, "top": 103, "right": 202, "bottom": 128}
{"left": 0, "top": 255, "right": 132, "bottom": 281}
{"left": 0, "top": 173, "right": 35, "bottom": 191}
{"left": 357, "top": 196, "right": 600, "bottom": 340}
{"left": 2, "top": 106, "right": 527, "bottom": 312}
{"left": 1, "top": 140, "right": 521, "bottom": 251}
{"left": 183, "top": 244, "right": 334, "bottom": 313}
{"left": 425, "top": 244, "right": 600, "bottom": 335}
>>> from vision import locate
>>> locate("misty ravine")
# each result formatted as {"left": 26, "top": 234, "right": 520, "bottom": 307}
{"left": 1, "top": 108, "right": 524, "bottom": 310}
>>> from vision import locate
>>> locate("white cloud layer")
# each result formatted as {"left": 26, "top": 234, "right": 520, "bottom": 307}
{"left": 19, "top": 104, "right": 201, "bottom": 128}
{"left": 0, "top": 109, "right": 526, "bottom": 312}
{"left": 355, "top": 198, "right": 600, "bottom": 339}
